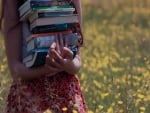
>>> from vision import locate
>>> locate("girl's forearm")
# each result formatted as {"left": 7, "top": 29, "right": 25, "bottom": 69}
{"left": 64, "top": 55, "right": 82, "bottom": 75}
{"left": 4, "top": 24, "right": 49, "bottom": 80}
{"left": 12, "top": 62, "right": 49, "bottom": 80}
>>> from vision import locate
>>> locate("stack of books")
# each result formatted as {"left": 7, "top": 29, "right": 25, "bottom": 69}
{"left": 19, "top": 0, "right": 80, "bottom": 68}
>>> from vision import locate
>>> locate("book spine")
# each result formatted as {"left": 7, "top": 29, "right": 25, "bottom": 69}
{"left": 27, "top": 36, "right": 56, "bottom": 52}
{"left": 23, "top": 54, "right": 33, "bottom": 63}
{"left": 30, "top": 1, "right": 71, "bottom": 7}
{"left": 29, "top": 11, "right": 74, "bottom": 22}
{"left": 24, "top": 51, "right": 48, "bottom": 68}
{"left": 26, "top": 31, "right": 62, "bottom": 42}
{"left": 63, "top": 33, "right": 78, "bottom": 48}
{"left": 31, "top": 24, "right": 69, "bottom": 34}
{"left": 32, "top": 7, "right": 75, "bottom": 13}
{"left": 38, "top": 11, "right": 74, "bottom": 17}
{"left": 19, "top": 1, "right": 31, "bottom": 17}
{"left": 20, "top": 9, "right": 33, "bottom": 21}
{"left": 30, "top": 15, "right": 79, "bottom": 30}
{"left": 28, "top": 11, "right": 38, "bottom": 22}
{"left": 32, "top": 5, "right": 74, "bottom": 11}
{"left": 30, "top": 48, "right": 49, "bottom": 53}
{"left": 30, "top": 1, "right": 58, "bottom": 7}
{"left": 19, "top": 1, "right": 70, "bottom": 18}
{"left": 63, "top": 33, "right": 78, "bottom": 57}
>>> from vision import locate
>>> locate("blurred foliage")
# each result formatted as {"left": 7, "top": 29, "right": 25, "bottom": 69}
{"left": 1, "top": 0, "right": 150, "bottom": 113}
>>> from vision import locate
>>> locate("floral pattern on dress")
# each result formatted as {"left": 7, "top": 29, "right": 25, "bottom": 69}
{"left": 6, "top": 72, "right": 87, "bottom": 113}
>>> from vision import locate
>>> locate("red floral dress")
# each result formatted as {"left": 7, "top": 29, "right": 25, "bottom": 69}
{"left": 6, "top": 72, "right": 87, "bottom": 113}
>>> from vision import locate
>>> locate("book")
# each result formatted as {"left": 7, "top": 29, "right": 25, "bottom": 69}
{"left": 20, "top": 5, "right": 75, "bottom": 21}
{"left": 28, "top": 8, "right": 75, "bottom": 22}
{"left": 30, "top": 14, "right": 79, "bottom": 30}
{"left": 26, "top": 30, "right": 72, "bottom": 42}
{"left": 26, "top": 31, "right": 57, "bottom": 42}
{"left": 19, "top": 0, "right": 60, "bottom": 17}
{"left": 19, "top": 0, "right": 73, "bottom": 20}
{"left": 26, "top": 35, "right": 56, "bottom": 52}
{"left": 62, "top": 33, "right": 78, "bottom": 57}
{"left": 63, "top": 33, "right": 78, "bottom": 48}
{"left": 23, "top": 48, "right": 48, "bottom": 67}
{"left": 31, "top": 24, "right": 70, "bottom": 34}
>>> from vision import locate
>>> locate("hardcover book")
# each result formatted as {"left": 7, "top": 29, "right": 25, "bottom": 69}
{"left": 20, "top": 5, "right": 75, "bottom": 21}
{"left": 62, "top": 33, "right": 78, "bottom": 57}
{"left": 19, "top": 0, "right": 73, "bottom": 20}
{"left": 26, "top": 31, "right": 58, "bottom": 42}
{"left": 63, "top": 33, "right": 78, "bottom": 47}
{"left": 31, "top": 24, "right": 70, "bottom": 34}
{"left": 28, "top": 7, "right": 75, "bottom": 22}
{"left": 30, "top": 14, "right": 79, "bottom": 30}
{"left": 19, "top": 0, "right": 61, "bottom": 17}
{"left": 23, "top": 49, "right": 48, "bottom": 67}
{"left": 26, "top": 35, "right": 56, "bottom": 52}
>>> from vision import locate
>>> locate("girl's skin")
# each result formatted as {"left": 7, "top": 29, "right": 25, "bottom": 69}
{"left": 3, "top": 0, "right": 83, "bottom": 80}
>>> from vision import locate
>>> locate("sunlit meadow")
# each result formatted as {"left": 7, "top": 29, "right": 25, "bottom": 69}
{"left": 1, "top": 0, "right": 150, "bottom": 113}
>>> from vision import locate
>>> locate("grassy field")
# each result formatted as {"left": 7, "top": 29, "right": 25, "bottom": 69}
{"left": 1, "top": 0, "right": 150, "bottom": 113}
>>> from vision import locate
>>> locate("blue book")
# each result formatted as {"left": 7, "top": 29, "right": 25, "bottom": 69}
{"left": 26, "top": 35, "right": 55, "bottom": 52}
{"left": 62, "top": 33, "right": 78, "bottom": 57}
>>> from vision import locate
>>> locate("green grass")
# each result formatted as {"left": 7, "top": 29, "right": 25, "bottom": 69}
{"left": 1, "top": 0, "right": 150, "bottom": 113}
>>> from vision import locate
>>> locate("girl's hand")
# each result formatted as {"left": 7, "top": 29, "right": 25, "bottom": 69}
{"left": 62, "top": 47, "right": 74, "bottom": 60}
{"left": 45, "top": 54, "right": 63, "bottom": 77}
{"left": 45, "top": 42, "right": 63, "bottom": 77}
{"left": 47, "top": 46, "right": 81, "bottom": 75}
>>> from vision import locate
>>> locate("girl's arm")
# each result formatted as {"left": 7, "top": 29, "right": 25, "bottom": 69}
{"left": 72, "top": 0, "right": 83, "bottom": 27}
{"left": 3, "top": 0, "right": 59, "bottom": 80}
{"left": 72, "top": 0, "right": 84, "bottom": 47}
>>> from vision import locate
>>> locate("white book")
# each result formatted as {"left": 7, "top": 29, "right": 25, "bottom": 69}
{"left": 30, "top": 14, "right": 79, "bottom": 30}
{"left": 20, "top": 6, "right": 75, "bottom": 21}
{"left": 28, "top": 8, "right": 75, "bottom": 22}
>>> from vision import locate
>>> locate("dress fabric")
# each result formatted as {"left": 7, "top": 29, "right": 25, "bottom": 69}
{"left": 6, "top": 72, "right": 87, "bottom": 113}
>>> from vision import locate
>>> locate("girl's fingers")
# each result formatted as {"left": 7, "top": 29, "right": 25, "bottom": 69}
{"left": 55, "top": 36, "right": 61, "bottom": 55}
{"left": 48, "top": 42, "right": 57, "bottom": 56}
{"left": 51, "top": 50, "right": 64, "bottom": 64}
{"left": 63, "top": 47, "right": 73, "bottom": 60}
{"left": 46, "top": 55, "right": 63, "bottom": 69}
{"left": 51, "top": 58, "right": 63, "bottom": 69}
{"left": 50, "top": 42, "right": 56, "bottom": 49}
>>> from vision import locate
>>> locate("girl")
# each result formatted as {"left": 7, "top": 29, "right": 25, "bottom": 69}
{"left": 0, "top": 0, "right": 87, "bottom": 113}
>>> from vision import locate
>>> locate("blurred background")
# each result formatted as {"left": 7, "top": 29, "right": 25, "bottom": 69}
{"left": 0, "top": 0, "right": 150, "bottom": 113}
